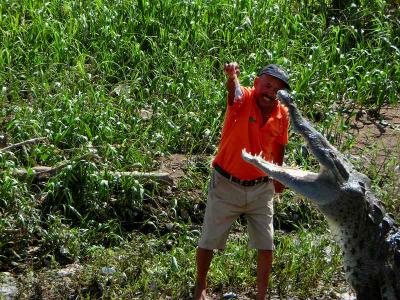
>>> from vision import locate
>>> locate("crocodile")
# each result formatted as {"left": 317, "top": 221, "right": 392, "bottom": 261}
{"left": 241, "top": 90, "right": 400, "bottom": 300}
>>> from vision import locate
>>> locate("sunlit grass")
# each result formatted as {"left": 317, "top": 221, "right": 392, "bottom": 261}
{"left": 16, "top": 228, "right": 343, "bottom": 299}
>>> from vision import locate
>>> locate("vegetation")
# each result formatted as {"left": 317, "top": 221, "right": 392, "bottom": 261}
{"left": 0, "top": 0, "right": 399, "bottom": 298}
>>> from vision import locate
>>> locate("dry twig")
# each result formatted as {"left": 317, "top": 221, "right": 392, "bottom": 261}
{"left": 0, "top": 137, "right": 47, "bottom": 153}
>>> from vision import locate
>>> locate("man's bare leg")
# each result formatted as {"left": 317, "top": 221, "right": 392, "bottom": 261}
{"left": 257, "top": 249, "right": 273, "bottom": 300}
{"left": 194, "top": 247, "right": 213, "bottom": 300}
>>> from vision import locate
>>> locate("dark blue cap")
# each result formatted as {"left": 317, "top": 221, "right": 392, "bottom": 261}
{"left": 258, "top": 64, "right": 290, "bottom": 90}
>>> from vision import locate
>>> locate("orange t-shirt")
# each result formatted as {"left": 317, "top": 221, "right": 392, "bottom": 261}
{"left": 212, "top": 86, "right": 289, "bottom": 180}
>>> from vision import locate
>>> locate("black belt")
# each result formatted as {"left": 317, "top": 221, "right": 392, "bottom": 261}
{"left": 214, "top": 164, "right": 269, "bottom": 187}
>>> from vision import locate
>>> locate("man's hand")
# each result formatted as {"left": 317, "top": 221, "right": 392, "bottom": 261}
{"left": 224, "top": 62, "right": 240, "bottom": 78}
{"left": 224, "top": 62, "right": 243, "bottom": 105}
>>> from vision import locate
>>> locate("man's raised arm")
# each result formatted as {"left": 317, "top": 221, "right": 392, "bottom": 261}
{"left": 224, "top": 62, "right": 243, "bottom": 106}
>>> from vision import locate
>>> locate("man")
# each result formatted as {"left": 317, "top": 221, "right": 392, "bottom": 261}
{"left": 194, "top": 62, "right": 291, "bottom": 300}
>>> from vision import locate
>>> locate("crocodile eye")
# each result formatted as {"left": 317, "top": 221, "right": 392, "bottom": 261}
{"left": 358, "top": 181, "right": 365, "bottom": 194}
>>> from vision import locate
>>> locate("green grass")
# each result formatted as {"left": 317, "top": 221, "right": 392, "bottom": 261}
{"left": 16, "top": 227, "right": 343, "bottom": 299}
{"left": 1, "top": 0, "right": 399, "bottom": 298}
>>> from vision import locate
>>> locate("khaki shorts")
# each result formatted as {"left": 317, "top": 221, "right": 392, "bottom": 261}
{"left": 198, "top": 169, "right": 275, "bottom": 250}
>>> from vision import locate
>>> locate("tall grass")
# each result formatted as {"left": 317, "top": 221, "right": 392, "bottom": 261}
{"left": 1, "top": 0, "right": 399, "bottom": 297}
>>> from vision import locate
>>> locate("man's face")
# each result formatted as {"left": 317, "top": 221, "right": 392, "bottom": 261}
{"left": 254, "top": 74, "right": 287, "bottom": 109}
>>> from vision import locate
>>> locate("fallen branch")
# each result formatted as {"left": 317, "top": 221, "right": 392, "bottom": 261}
{"left": 8, "top": 148, "right": 173, "bottom": 184}
{"left": 0, "top": 137, "right": 47, "bottom": 153}
{"left": 13, "top": 165, "right": 68, "bottom": 179}
{"left": 112, "top": 171, "right": 173, "bottom": 185}
{"left": 12, "top": 153, "right": 97, "bottom": 179}
{"left": 12, "top": 166, "right": 173, "bottom": 185}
